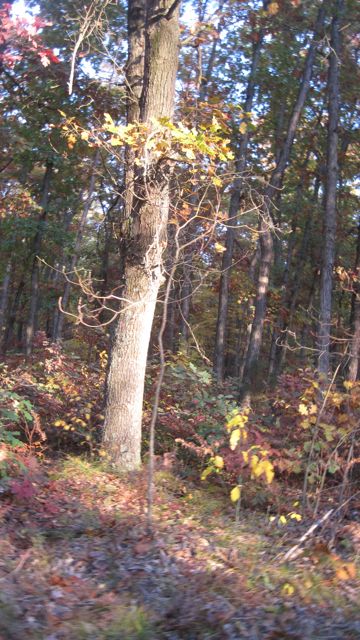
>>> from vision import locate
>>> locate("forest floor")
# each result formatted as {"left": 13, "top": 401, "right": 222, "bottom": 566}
{"left": 0, "top": 456, "right": 359, "bottom": 640}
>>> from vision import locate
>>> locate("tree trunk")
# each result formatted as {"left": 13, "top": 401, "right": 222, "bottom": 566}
{"left": 213, "top": 3, "right": 268, "bottom": 384}
{"left": 318, "top": 0, "right": 342, "bottom": 377}
{"left": 348, "top": 295, "right": 360, "bottom": 383}
{"left": 348, "top": 217, "right": 360, "bottom": 382}
{"left": 240, "top": 4, "right": 325, "bottom": 402}
{"left": 2, "top": 278, "right": 25, "bottom": 353}
{"left": 0, "top": 258, "right": 11, "bottom": 342}
{"left": 25, "top": 160, "right": 53, "bottom": 356}
{"left": 178, "top": 3, "right": 223, "bottom": 349}
{"left": 53, "top": 149, "right": 100, "bottom": 341}
{"left": 102, "top": 0, "right": 180, "bottom": 469}
{"left": 274, "top": 177, "right": 320, "bottom": 376}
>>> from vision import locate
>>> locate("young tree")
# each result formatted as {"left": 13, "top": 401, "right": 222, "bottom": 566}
{"left": 318, "top": 0, "right": 343, "bottom": 377}
{"left": 102, "top": 0, "right": 181, "bottom": 469}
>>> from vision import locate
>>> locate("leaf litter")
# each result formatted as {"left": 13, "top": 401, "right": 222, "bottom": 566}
{"left": 0, "top": 457, "right": 359, "bottom": 640}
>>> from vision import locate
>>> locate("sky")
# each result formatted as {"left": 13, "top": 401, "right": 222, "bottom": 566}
{"left": 12, "top": 0, "right": 38, "bottom": 18}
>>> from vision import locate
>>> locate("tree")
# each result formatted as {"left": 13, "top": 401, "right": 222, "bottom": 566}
{"left": 318, "top": 0, "right": 343, "bottom": 377}
{"left": 102, "top": 0, "right": 181, "bottom": 469}
{"left": 213, "top": 0, "right": 270, "bottom": 384}
{"left": 240, "top": 3, "right": 325, "bottom": 403}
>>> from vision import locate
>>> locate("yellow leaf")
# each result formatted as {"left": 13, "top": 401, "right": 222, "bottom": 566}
{"left": 290, "top": 512, "right": 302, "bottom": 521}
{"left": 58, "top": 109, "right": 67, "bottom": 117}
{"left": 298, "top": 403, "right": 308, "bottom": 416}
{"left": 335, "top": 562, "right": 356, "bottom": 581}
{"left": 343, "top": 380, "right": 354, "bottom": 390}
{"left": 214, "top": 242, "right": 226, "bottom": 254}
{"left": 330, "top": 393, "right": 343, "bottom": 408}
{"left": 267, "top": 1, "right": 279, "bottom": 14}
{"left": 67, "top": 133, "right": 77, "bottom": 149}
{"left": 309, "top": 403, "right": 317, "bottom": 415}
{"left": 212, "top": 176, "right": 223, "bottom": 187}
{"left": 85, "top": 413, "right": 91, "bottom": 421}
{"left": 104, "top": 112, "right": 114, "bottom": 124}
{"left": 110, "top": 136, "right": 123, "bottom": 146}
{"left": 230, "top": 486, "right": 241, "bottom": 502}
{"left": 239, "top": 121, "right": 247, "bottom": 134}
{"left": 242, "top": 450, "right": 249, "bottom": 464}
{"left": 281, "top": 583, "right": 295, "bottom": 596}
{"left": 279, "top": 515, "right": 287, "bottom": 525}
{"left": 230, "top": 428, "right": 241, "bottom": 450}
{"left": 301, "top": 419, "right": 310, "bottom": 429}
{"left": 201, "top": 466, "right": 213, "bottom": 481}
{"left": 213, "top": 455, "right": 224, "bottom": 469}
{"left": 80, "top": 130, "right": 90, "bottom": 141}
{"left": 250, "top": 454, "right": 259, "bottom": 475}
{"left": 227, "top": 413, "right": 248, "bottom": 430}
{"left": 262, "top": 460, "right": 275, "bottom": 484}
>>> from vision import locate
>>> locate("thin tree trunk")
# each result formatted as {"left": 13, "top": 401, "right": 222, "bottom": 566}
{"left": 318, "top": 0, "right": 343, "bottom": 377}
{"left": 348, "top": 296, "right": 360, "bottom": 382}
{"left": 163, "top": 224, "right": 177, "bottom": 352}
{"left": 53, "top": 149, "right": 100, "bottom": 341}
{"left": 348, "top": 217, "right": 360, "bottom": 381}
{"left": 103, "top": 0, "right": 180, "bottom": 469}
{"left": 178, "top": 2, "right": 224, "bottom": 348}
{"left": 213, "top": 3, "right": 268, "bottom": 383}
{"left": 269, "top": 165, "right": 319, "bottom": 378}
{"left": 25, "top": 160, "right": 53, "bottom": 356}
{"left": 0, "top": 258, "right": 11, "bottom": 342}
{"left": 240, "top": 4, "right": 325, "bottom": 402}
{"left": 179, "top": 260, "right": 192, "bottom": 348}
{"left": 2, "top": 278, "right": 25, "bottom": 353}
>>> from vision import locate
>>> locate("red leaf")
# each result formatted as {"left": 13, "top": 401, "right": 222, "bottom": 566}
{"left": 10, "top": 477, "right": 37, "bottom": 500}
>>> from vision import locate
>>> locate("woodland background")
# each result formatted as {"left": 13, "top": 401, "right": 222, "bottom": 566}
{"left": 0, "top": 0, "right": 360, "bottom": 638}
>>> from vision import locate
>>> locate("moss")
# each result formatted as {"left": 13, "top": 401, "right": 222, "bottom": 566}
{"left": 50, "top": 455, "right": 110, "bottom": 480}
{"left": 104, "top": 605, "right": 157, "bottom": 640}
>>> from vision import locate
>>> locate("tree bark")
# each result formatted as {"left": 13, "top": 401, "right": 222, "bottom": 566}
{"left": 318, "top": 0, "right": 343, "bottom": 377}
{"left": 102, "top": 0, "right": 180, "bottom": 469}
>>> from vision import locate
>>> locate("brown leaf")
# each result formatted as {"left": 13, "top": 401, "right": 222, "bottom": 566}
{"left": 133, "top": 540, "right": 152, "bottom": 555}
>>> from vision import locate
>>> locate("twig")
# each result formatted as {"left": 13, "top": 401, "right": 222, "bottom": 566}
{"left": 147, "top": 226, "right": 182, "bottom": 531}
{"left": 0, "top": 548, "right": 32, "bottom": 581}
{"left": 302, "top": 362, "right": 341, "bottom": 508}
{"left": 282, "top": 509, "right": 334, "bottom": 562}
